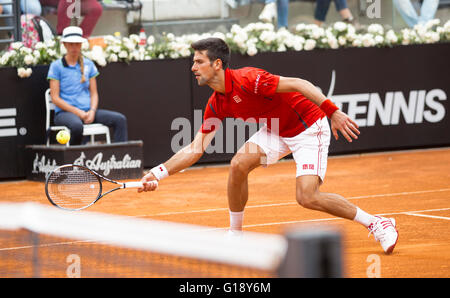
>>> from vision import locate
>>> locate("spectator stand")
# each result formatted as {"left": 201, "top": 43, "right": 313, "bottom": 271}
{"left": 41, "top": 0, "right": 143, "bottom": 37}
{"left": 0, "top": 0, "right": 21, "bottom": 49}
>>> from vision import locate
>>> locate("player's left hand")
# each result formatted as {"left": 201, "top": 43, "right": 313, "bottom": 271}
{"left": 330, "top": 110, "right": 360, "bottom": 142}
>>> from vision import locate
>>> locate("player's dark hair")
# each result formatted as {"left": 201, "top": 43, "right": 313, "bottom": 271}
{"left": 191, "top": 38, "right": 230, "bottom": 69}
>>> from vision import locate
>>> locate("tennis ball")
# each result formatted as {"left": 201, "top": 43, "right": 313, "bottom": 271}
{"left": 56, "top": 130, "right": 70, "bottom": 145}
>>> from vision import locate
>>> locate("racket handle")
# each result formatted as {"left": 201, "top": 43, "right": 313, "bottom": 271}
{"left": 124, "top": 181, "right": 158, "bottom": 188}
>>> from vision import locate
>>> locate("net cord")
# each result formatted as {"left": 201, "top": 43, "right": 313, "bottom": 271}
{"left": 0, "top": 202, "right": 287, "bottom": 271}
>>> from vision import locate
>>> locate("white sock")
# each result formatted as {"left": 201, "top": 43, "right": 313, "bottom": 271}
{"left": 229, "top": 210, "right": 244, "bottom": 232}
{"left": 353, "top": 207, "right": 377, "bottom": 228}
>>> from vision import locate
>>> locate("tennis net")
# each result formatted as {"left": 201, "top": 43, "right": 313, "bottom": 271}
{"left": 0, "top": 202, "right": 288, "bottom": 278}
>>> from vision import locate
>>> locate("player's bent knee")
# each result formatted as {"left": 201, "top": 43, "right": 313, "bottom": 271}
{"left": 296, "top": 189, "right": 319, "bottom": 209}
{"left": 229, "top": 157, "right": 249, "bottom": 176}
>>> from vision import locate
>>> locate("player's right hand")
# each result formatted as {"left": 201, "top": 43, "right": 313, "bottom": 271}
{"left": 138, "top": 172, "right": 159, "bottom": 192}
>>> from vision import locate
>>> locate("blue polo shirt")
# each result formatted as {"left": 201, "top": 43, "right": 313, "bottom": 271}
{"left": 47, "top": 56, "right": 99, "bottom": 113}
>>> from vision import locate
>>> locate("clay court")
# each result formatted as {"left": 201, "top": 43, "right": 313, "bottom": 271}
{"left": 1, "top": 147, "right": 449, "bottom": 278}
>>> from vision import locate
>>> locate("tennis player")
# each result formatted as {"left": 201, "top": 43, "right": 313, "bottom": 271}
{"left": 139, "top": 38, "right": 398, "bottom": 254}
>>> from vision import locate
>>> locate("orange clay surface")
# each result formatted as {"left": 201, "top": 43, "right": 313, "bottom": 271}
{"left": 1, "top": 148, "right": 449, "bottom": 278}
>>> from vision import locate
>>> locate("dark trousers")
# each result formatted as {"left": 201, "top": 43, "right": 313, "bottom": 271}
{"left": 54, "top": 109, "right": 128, "bottom": 145}
{"left": 315, "top": 0, "right": 348, "bottom": 22}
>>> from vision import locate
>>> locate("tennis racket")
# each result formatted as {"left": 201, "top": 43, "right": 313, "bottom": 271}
{"left": 45, "top": 164, "right": 158, "bottom": 211}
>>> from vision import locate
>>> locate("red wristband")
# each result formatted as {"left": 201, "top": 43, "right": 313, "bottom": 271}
{"left": 320, "top": 99, "right": 339, "bottom": 118}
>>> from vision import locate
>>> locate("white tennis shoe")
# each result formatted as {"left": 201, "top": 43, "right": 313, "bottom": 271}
{"left": 258, "top": 2, "right": 277, "bottom": 23}
{"left": 368, "top": 216, "right": 398, "bottom": 254}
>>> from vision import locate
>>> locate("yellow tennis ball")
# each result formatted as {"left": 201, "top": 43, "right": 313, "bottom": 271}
{"left": 56, "top": 130, "right": 70, "bottom": 145}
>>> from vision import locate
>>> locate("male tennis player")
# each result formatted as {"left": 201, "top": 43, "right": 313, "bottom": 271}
{"left": 139, "top": 38, "right": 398, "bottom": 254}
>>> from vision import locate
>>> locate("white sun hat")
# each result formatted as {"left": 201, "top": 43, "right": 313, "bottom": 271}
{"left": 61, "top": 26, "right": 87, "bottom": 43}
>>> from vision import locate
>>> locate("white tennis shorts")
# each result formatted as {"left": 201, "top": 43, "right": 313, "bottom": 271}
{"left": 247, "top": 116, "right": 331, "bottom": 181}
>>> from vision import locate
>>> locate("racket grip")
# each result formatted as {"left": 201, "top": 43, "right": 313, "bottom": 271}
{"left": 124, "top": 181, "right": 158, "bottom": 188}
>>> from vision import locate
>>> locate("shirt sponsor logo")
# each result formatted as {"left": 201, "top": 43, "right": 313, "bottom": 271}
{"left": 302, "top": 164, "right": 315, "bottom": 170}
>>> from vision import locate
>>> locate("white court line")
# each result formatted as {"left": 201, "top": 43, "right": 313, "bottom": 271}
{"left": 0, "top": 240, "right": 94, "bottom": 252}
{"left": 206, "top": 207, "right": 450, "bottom": 230}
{"left": 404, "top": 213, "right": 450, "bottom": 221}
{"left": 138, "top": 188, "right": 450, "bottom": 218}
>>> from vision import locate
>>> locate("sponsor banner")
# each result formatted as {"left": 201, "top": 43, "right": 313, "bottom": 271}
{"left": 25, "top": 141, "right": 144, "bottom": 181}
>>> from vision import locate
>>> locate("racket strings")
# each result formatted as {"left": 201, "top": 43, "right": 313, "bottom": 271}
{"left": 46, "top": 166, "right": 101, "bottom": 210}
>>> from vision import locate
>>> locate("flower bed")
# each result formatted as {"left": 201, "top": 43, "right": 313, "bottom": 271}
{"left": 1, "top": 20, "right": 449, "bottom": 78}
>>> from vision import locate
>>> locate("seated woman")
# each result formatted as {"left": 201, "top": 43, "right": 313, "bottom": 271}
{"left": 47, "top": 26, "right": 128, "bottom": 145}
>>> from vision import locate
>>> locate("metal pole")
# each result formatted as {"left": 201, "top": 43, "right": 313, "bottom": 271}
{"left": 14, "top": 0, "right": 22, "bottom": 41}
{"left": 277, "top": 226, "right": 343, "bottom": 278}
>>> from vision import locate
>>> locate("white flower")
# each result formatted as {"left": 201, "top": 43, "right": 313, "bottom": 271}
{"left": 347, "top": 25, "right": 356, "bottom": 36}
{"left": 129, "top": 34, "right": 140, "bottom": 44}
{"left": 108, "top": 53, "right": 118, "bottom": 62}
{"left": 233, "top": 31, "right": 248, "bottom": 48}
{"left": 17, "top": 67, "right": 32, "bottom": 78}
{"left": 424, "top": 32, "right": 440, "bottom": 43}
{"left": 167, "top": 33, "right": 175, "bottom": 40}
{"left": 131, "top": 49, "right": 142, "bottom": 60}
{"left": 91, "top": 45, "right": 106, "bottom": 65}
{"left": 328, "top": 36, "right": 339, "bottom": 49}
{"left": 338, "top": 36, "right": 347, "bottom": 46}
{"left": 45, "top": 40, "right": 55, "bottom": 48}
{"left": 293, "top": 38, "right": 303, "bottom": 51}
{"left": 0, "top": 52, "right": 12, "bottom": 65}
{"left": 158, "top": 53, "right": 165, "bottom": 59}
{"left": 109, "top": 45, "right": 121, "bottom": 54}
{"left": 304, "top": 39, "right": 316, "bottom": 51}
{"left": 123, "top": 38, "right": 135, "bottom": 50}
{"left": 212, "top": 32, "right": 226, "bottom": 41}
{"left": 424, "top": 19, "right": 440, "bottom": 29}
{"left": 47, "top": 49, "right": 57, "bottom": 57}
{"left": 11, "top": 42, "right": 23, "bottom": 50}
{"left": 368, "top": 24, "right": 384, "bottom": 35}
{"left": 277, "top": 44, "right": 287, "bottom": 52}
{"left": 104, "top": 35, "right": 117, "bottom": 45}
{"left": 35, "top": 42, "right": 45, "bottom": 50}
{"left": 295, "top": 23, "right": 306, "bottom": 32}
{"left": 414, "top": 23, "right": 428, "bottom": 39}
{"left": 118, "top": 51, "right": 128, "bottom": 59}
{"left": 311, "top": 27, "right": 325, "bottom": 39}
{"left": 386, "top": 30, "right": 398, "bottom": 44}
{"left": 444, "top": 20, "right": 450, "bottom": 32}
{"left": 19, "top": 47, "right": 32, "bottom": 55}
{"left": 180, "top": 47, "right": 191, "bottom": 57}
{"left": 374, "top": 35, "right": 384, "bottom": 45}
{"left": 333, "top": 22, "right": 347, "bottom": 32}
{"left": 247, "top": 45, "right": 258, "bottom": 56}
{"left": 147, "top": 35, "right": 155, "bottom": 45}
{"left": 24, "top": 54, "right": 34, "bottom": 65}
{"left": 260, "top": 30, "right": 276, "bottom": 44}
{"left": 81, "top": 41, "right": 90, "bottom": 51}
{"left": 362, "top": 34, "right": 375, "bottom": 47}
{"left": 352, "top": 38, "right": 362, "bottom": 47}
{"left": 231, "top": 24, "right": 243, "bottom": 34}
{"left": 96, "top": 57, "right": 107, "bottom": 67}
{"left": 60, "top": 44, "right": 67, "bottom": 55}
